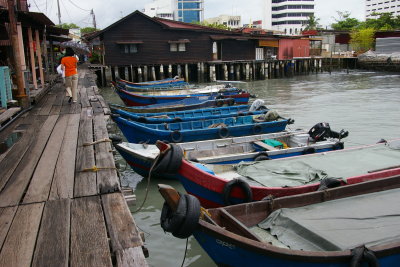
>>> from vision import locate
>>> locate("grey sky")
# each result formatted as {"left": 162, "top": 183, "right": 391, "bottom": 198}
{"left": 29, "top": 0, "right": 365, "bottom": 29}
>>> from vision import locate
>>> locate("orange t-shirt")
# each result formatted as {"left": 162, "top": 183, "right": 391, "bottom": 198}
{"left": 61, "top": 56, "right": 78, "bottom": 77}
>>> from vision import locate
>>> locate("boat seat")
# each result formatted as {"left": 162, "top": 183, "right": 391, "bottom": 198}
{"left": 253, "top": 141, "right": 279, "bottom": 151}
{"left": 187, "top": 147, "right": 245, "bottom": 161}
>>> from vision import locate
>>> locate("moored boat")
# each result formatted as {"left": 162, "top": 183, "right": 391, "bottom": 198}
{"left": 110, "top": 104, "right": 268, "bottom": 124}
{"left": 154, "top": 139, "right": 400, "bottom": 207}
{"left": 158, "top": 174, "right": 400, "bottom": 267}
{"left": 117, "top": 77, "right": 189, "bottom": 90}
{"left": 114, "top": 125, "right": 347, "bottom": 179}
{"left": 111, "top": 114, "right": 291, "bottom": 144}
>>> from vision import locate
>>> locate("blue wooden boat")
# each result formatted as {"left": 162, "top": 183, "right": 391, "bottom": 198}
{"left": 111, "top": 114, "right": 290, "bottom": 144}
{"left": 110, "top": 105, "right": 268, "bottom": 124}
{"left": 113, "top": 83, "right": 250, "bottom": 106}
{"left": 109, "top": 96, "right": 239, "bottom": 114}
{"left": 158, "top": 174, "right": 400, "bottom": 267}
{"left": 114, "top": 128, "right": 347, "bottom": 179}
{"left": 117, "top": 77, "right": 189, "bottom": 90}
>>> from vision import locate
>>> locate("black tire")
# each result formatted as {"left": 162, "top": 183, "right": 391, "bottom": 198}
{"left": 254, "top": 152, "right": 270, "bottom": 161}
{"left": 216, "top": 100, "right": 224, "bottom": 107}
{"left": 170, "top": 130, "right": 183, "bottom": 143}
{"left": 257, "top": 105, "right": 268, "bottom": 111}
{"left": 237, "top": 111, "right": 245, "bottom": 116}
{"left": 223, "top": 179, "right": 253, "bottom": 205}
{"left": 137, "top": 116, "right": 147, "bottom": 123}
{"left": 152, "top": 144, "right": 183, "bottom": 175}
{"left": 218, "top": 127, "right": 230, "bottom": 138}
{"left": 302, "top": 147, "right": 316, "bottom": 155}
{"left": 160, "top": 194, "right": 187, "bottom": 234}
{"left": 252, "top": 124, "right": 262, "bottom": 134}
{"left": 173, "top": 117, "right": 183, "bottom": 123}
{"left": 227, "top": 99, "right": 235, "bottom": 106}
{"left": 318, "top": 178, "right": 342, "bottom": 191}
{"left": 172, "top": 194, "right": 201, "bottom": 239}
{"left": 332, "top": 142, "right": 344, "bottom": 150}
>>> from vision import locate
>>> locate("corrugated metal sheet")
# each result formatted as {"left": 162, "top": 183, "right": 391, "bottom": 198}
{"left": 376, "top": 37, "right": 400, "bottom": 54}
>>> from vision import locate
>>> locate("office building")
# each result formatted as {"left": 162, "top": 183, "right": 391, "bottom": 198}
{"left": 365, "top": 0, "right": 400, "bottom": 19}
{"left": 174, "top": 0, "right": 204, "bottom": 23}
{"left": 143, "top": 0, "right": 174, "bottom": 20}
{"left": 205, "top": 15, "right": 241, "bottom": 28}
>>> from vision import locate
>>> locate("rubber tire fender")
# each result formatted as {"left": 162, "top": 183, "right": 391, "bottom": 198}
{"left": 254, "top": 152, "right": 270, "bottom": 161}
{"left": 332, "top": 142, "right": 344, "bottom": 150}
{"left": 350, "top": 246, "right": 380, "bottom": 267}
{"left": 302, "top": 147, "right": 316, "bottom": 155}
{"left": 160, "top": 193, "right": 187, "bottom": 234}
{"left": 152, "top": 144, "right": 183, "bottom": 175}
{"left": 173, "top": 117, "right": 183, "bottom": 123}
{"left": 218, "top": 127, "right": 230, "bottom": 138}
{"left": 252, "top": 124, "right": 262, "bottom": 134}
{"left": 223, "top": 179, "right": 253, "bottom": 206}
{"left": 227, "top": 98, "right": 235, "bottom": 106}
{"left": 170, "top": 130, "right": 183, "bottom": 143}
{"left": 137, "top": 116, "right": 148, "bottom": 123}
{"left": 172, "top": 194, "right": 201, "bottom": 239}
{"left": 216, "top": 99, "right": 224, "bottom": 107}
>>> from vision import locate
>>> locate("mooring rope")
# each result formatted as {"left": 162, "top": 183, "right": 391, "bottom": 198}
{"left": 80, "top": 165, "right": 117, "bottom": 172}
{"left": 83, "top": 138, "right": 112, "bottom": 146}
{"left": 181, "top": 238, "right": 189, "bottom": 267}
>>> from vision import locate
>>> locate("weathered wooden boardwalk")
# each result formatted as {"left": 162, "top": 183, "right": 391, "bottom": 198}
{"left": 0, "top": 68, "right": 148, "bottom": 266}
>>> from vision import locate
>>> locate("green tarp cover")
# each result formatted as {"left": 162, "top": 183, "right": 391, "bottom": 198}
{"left": 236, "top": 141, "right": 400, "bottom": 187}
{"left": 257, "top": 188, "right": 400, "bottom": 251}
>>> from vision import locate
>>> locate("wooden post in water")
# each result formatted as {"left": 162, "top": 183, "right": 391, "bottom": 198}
{"left": 160, "top": 65, "right": 164, "bottom": 79}
{"left": 229, "top": 64, "right": 234, "bottom": 80}
{"left": 143, "top": 65, "right": 148, "bottom": 81}
{"left": 264, "top": 62, "right": 269, "bottom": 79}
{"left": 235, "top": 64, "right": 240, "bottom": 80}
{"left": 168, "top": 64, "right": 172, "bottom": 78}
{"left": 130, "top": 65, "right": 135, "bottom": 81}
{"left": 185, "top": 64, "right": 189, "bottom": 82}
{"left": 100, "top": 67, "right": 105, "bottom": 86}
{"left": 177, "top": 65, "right": 182, "bottom": 78}
{"left": 137, "top": 67, "right": 142, "bottom": 82}
{"left": 151, "top": 66, "right": 156, "bottom": 81}
{"left": 197, "top": 63, "right": 201, "bottom": 82}
{"left": 245, "top": 63, "right": 250, "bottom": 81}
{"left": 115, "top": 67, "right": 119, "bottom": 80}
{"left": 201, "top": 62, "right": 205, "bottom": 82}
{"left": 223, "top": 64, "right": 228, "bottom": 80}
{"left": 249, "top": 65, "right": 253, "bottom": 80}
{"left": 124, "top": 67, "right": 129, "bottom": 80}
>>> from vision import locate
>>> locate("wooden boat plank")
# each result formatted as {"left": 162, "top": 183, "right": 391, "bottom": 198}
{"left": 116, "top": 247, "right": 149, "bottom": 267}
{"left": 79, "top": 86, "right": 90, "bottom": 108}
{"left": 49, "top": 114, "right": 80, "bottom": 200}
{"left": 0, "top": 115, "right": 58, "bottom": 207}
{"left": 0, "top": 107, "right": 21, "bottom": 125}
{"left": 93, "top": 114, "right": 120, "bottom": 193}
{"left": 74, "top": 108, "right": 97, "bottom": 197}
{"left": 38, "top": 94, "right": 57, "bottom": 116}
{"left": 253, "top": 141, "right": 278, "bottom": 151}
{"left": 0, "top": 207, "right": 17, "bottom": 249}
{"left": 0, "top": 203, "right": 44, "bottom": 266}
{"left": 101, "top": 193, "right": 143, "bottom": 251}
{"left": 70, "top": 196, "right": 112, "bottom": 267}
{"left": 23, "top": 115, "right": 69, "bottom": 204}
{"left": 0, "top": 115, "right": 43, "bottom": 190}
{"left": 31, "top": 199, "right": 70, "bottom": 267}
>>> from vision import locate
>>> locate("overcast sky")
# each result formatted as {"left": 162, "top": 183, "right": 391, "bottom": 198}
{"left": 28, "top": 0, "right": 365, "bottom": 29}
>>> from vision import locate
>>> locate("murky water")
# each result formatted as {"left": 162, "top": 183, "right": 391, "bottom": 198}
{"left": 100, "top": 70, "right": 400, "bottom": 267}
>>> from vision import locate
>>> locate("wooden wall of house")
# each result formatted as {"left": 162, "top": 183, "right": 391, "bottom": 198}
{"left": 101, "top": 13, "right": 258, "bottom": 66}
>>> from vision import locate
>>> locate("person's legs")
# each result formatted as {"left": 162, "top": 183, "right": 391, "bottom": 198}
{"left": 65, "top": 75, "right": 72, "bottom": 98}
{"left": 71, "top": 74, "right": 78, "bottom": 102}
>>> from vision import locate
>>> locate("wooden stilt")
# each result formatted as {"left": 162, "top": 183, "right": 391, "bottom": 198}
{"left": 223, "top": 64, "right": 228, "bottom": 81}
{"left": 28, "top": 27, "right": 37, "bottom": 90}
{"left": 35, "top": 29, "right": 45, "bottom": 88}
{"left": 151, "top": 66, "right": 156, "bottom": 81}
{"left": 137, "top": 67, "right": 142, "bottom": 82}
{"left": 184, "top": 64, "right": 189, "bottom": 82}
{"left": 168, "top": 64, "right": 172, "bottom": 78}
{"left": 143, "top": 66, "right": 148, "bottom": 82}
{"left": 159, "top": 65, "right": 164, "bottom": 79}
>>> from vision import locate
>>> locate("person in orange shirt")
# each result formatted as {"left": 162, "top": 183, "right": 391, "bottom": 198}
{"left": 61, "top": 47, "right": 78, "bottom": 103}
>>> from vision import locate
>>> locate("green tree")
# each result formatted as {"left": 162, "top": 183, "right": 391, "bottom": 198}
{"left": 193, "top": 21, "right": 230, "bottom": 30}
{"left": 81, "top": 27, "right": 97, "bottom": 34}
{"left": 58, "top": 23, "right": 80, "bottom": 29}
{"left": 331, "top": 11, "right": 360, "bottom": 30}
{"left": 304, "top": 14, "right": 320, "bottom": 30}
{"left": 350, "top": 28, "right": 376, "bottom": 52}
{"left": 360, "top": 13, "right": 400, "bottom": 30}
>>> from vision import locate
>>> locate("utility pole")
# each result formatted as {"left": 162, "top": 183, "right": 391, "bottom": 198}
{"left": 7, "top": 0, "right": 28, "bottom": 107}
{"left": 91, "top": 9, "right": 96, "bottom": 29}
{"left": 57, "top": 0, "right": 61, "bottom": 25}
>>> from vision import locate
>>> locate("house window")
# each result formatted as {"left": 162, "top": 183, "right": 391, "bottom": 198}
{"left": 169, "top": 40, "right": 189, "bottom": 52}
{"left": 120, "top": 44, "right": 138, "bottom": 54}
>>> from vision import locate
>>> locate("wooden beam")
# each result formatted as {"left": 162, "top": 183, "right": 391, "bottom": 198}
{"left": 28, "top": 27, "right": 38, "bottom": 90}
{"left": 35, "top": 29, "right": 45, "bottom": 89}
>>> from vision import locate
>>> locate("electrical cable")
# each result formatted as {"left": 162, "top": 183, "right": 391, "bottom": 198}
{"left": 67, "top": 0, "right": 91, "bottom": 12}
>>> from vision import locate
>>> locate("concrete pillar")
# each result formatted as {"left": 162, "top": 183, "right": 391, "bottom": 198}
{"left": 159, "top": 65, "right": 164, "bottom": 79}
{"left": 229, "top": 64, "right": 234, "bottom": 80}
{"left": 143, "top": 65, "right": 148, "bottom": 81}
{"left": 168, "top": 64, "right": 172, "bottom": 78}
{"left": 223, "top": 64, "right": 228, "bottom": 81}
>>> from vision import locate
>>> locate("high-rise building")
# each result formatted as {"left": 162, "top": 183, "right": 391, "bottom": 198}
{"left": 365, "top": 0, "right": 400, "bottom": 19}
{"left": 205, "top": 15, "right": 241, "bottom": 28}
{"left": 174, "top": 0, "right": 204, "bottom": 23}
{"left": 143, "top": 0, "right": 204, "bottom": 23}
{"left": 265, "top": 0, "right": 315, "bottom": 35}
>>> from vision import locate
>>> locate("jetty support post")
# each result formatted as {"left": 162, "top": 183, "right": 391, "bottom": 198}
{"left": 159, "top": 65, "right": 164, "bottom": 79}
{"left": 143, "top": 66, "right": 148, "bottom": 81}
{"left": 137, "top": 67, "right": 142, "bottom": 82}
{"left": 185, "top": 64, "right": 189, "bottom": 82}
{"left": 151, "top": 66, "right": 156, "bottom": 81}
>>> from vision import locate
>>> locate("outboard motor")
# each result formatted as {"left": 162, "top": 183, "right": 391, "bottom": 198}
{"left": 308, "top": 122, "right": 349, "bottom": 141}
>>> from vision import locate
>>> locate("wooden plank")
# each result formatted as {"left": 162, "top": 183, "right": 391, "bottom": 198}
{"left": 253, "top": 141, "right": 278, "bottom": 151}
{"left": 91, "top": 100, "right": 104, "bottom": 114}
{"left": 49, "top": 114, "right": 80, "bottom": 200}
{"left": 79, "top": 86, "right": 90, "bottom": 108}
{"left": 23, "top": 115, "right": 69, "bottom": 204}
{"left": 52, "top": 86, "right": 65, "bottom": 106}
{"left": 70, "top": 196, "right": 112, "bottom": 267}
{"left": 96, "top": 94, "right": 111, "bottom": 115}
{"left": 74, "top": 108, "right": 97, "bottom": 197}
{"left": 50, "top": 105, "right": 62, "bottom": 115}
{"left": 93, "top": 114, "right": 120, "bottom": 194}
{"left": 116, "top": 247, "right": 149, "bottom": 267}
{"left": 0, "top": 207, "right": 18, "bottom": 249}
{"left": 70, "top": 101, "right": 82, "bottom": 114}
{"left": 31, "top": 93, "right": 50, "bottom": 115}
{"left": 101, "top": 193, "right": 143, "bottom": 252}
{"left": 38, "top": 94, "right": 57, "bottom": 116}
{"left": 0, "top": 115, "right": 58, "bottom": 207}
{"left": 0, "top": 203, "right": 44, "bottom": 267}
{"left": 31, "top": 199, "right": 70, "bottom": 267}
{"left": 0, "top": 107, "right": 21, "bottom": 125}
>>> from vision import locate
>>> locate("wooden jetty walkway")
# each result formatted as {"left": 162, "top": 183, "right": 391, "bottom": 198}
{"left": 0, "top": 67, "right": 148, "bottom": 266}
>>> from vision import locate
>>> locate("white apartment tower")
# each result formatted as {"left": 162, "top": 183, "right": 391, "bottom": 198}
{"left": 265, "top": 0, "right": 315, "bottom": 35}
{"left": 143, "top": 0, "right": 174, "bottom": 20}
{"left": 365, "top": 0, "right": 400, "bottom": 19}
